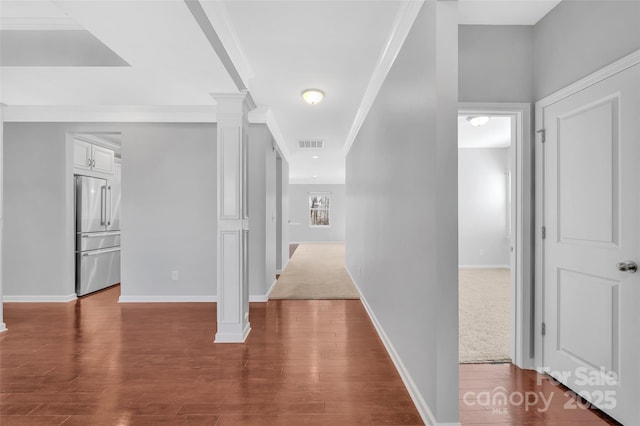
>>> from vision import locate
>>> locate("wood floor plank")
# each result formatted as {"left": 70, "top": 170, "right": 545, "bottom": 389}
{"left": 0, "top": 285, "right": 621, "bottom": 425}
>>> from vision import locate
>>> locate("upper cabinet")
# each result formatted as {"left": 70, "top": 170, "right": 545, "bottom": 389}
{"left": 73, "top": 138, "right": 115, "bottom": 175}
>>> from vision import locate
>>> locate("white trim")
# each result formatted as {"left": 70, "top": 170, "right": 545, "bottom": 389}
{"left": 249, "top": 279, "right": 278, "bottom": 302}
{"left": 458, "top": 265, "right": 511, "bottom": 269}
{"left": 277, "top": 258, "right": 290, "bottom": 275}
{"left": 534, "top": 48, "right": 640, "bottom": 369}
{"left": 289, "top": 241, "right": 345, "bottom": 244}
{"left": 3, "top": 294, "right": 77, "bottom": 303}
{"left": 344, "top": 0, "right": 423, "bottom": 154}
{"left": 118, "top": 295, "right": 217, "bottom": 303}
{"left": 3, "top": 106, "right": 218, "bottom": 123}
{"left": 196, "top": 0, "right": 255, "bottom": 87}
{"left": 0, "top": 17, "right": 84, "bottom": 31}
{"left": 0, "top": 324, "right": 6, "bottom": 333}
{"left": 247, "top": 107, "right": 291, "bottom": 164}
{"left": 346, "top": 267, "right": 442, "bottom": 426}
{"left": 266, "top": 110, "right": 292, "bottom": 164}
{"left": 459, "top": 102, "right": 533, "bottom": 370}
{"left": 214, "top": 322, "right": 251, "bottom": 343}
{"left": 536, "top": 49, "right": 640, "bottom": 108}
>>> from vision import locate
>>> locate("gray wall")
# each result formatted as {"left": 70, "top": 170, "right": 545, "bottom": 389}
{"left": 248, "top": 124, "right": 277, "bottom": 297}
{"left": 534, "top": 0, "right": 640, "bottom": 100}
{"left": 120, "top": 123, "right": 217, "bottom": 299}
{"left": 275, "top": 156, "right": 290, "bottom": 272}
{"left": 459, "top": 148, "right": 510, "bottom": 267}
{"left": 459, "top": 25, "right": 533, "bottom": 103}
{"left": 0, "top": 109, "right": 4, "bottom": 326}
{"left": 289, "top": 184, "right": 345, "bottom": 243}
{"left": 346, "top": 2, "right": 458, "bottom": 422}
{"left": 4, "top": 123, "right": 74, "bottom": 297}
{"left": 3, "top": 122, "right": 218, "bottom": 300}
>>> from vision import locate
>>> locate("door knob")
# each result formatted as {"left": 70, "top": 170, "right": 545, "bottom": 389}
{"left": 617, "top": 261, "right": 638, "bottom": 273}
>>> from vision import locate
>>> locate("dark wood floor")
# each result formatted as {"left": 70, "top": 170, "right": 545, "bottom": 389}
{"left": 459, "top": 363, "right": 620, "bottom": 425}
{"left": 0, "top": 286, "right": 619, "bottom": 425}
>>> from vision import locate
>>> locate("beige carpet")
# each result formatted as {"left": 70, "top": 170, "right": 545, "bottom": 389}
{"left": 270, "top": 243, "right": 360, "bottom": 300}
{"left": 459, "top": 268, "right": 511, "bottom": 363}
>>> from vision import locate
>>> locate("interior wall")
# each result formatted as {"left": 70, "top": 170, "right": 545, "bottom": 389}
{"left": 279, "top": 158, "right": 290, "bottom": 271}
{"left": 459, "top": 25, "right": 533, "bottom": 103}
{"left": 289, "top": 184, "right": 345, "bottom": 243}
{"left": 119, "top": 123, "right": 217, "bottom": 301}
{"left": 275, "top": 156, "right": 290, "bottom": 272}
{"left": 345, "top": 2, "right": 458, "bottom": 423}
{"left": 0, "top": 107, "right": 5, "bottom": 329}
{"left": 3, "top": 122, "right": 218, "bottom": 301}
{"left": 3, "top": 123, "right": 73, "bottom": 298}
{"left": 248, "top": 124, "right": 277, "bottom": 298}
{"left": 534, "top": 0, "right": 640, "bottom": 100}
{"left": 458, "top": 148, "right": 510, "bottom": 267}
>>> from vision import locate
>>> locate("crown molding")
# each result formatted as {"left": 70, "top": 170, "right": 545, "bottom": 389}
{"left": 343, "top": 0, "right": 423, "bottom": 155}
{"left": 0, "top": 17, "right": 84, "bottom": 31}
{"left": 266, "top": 109, "right": 291, "bottom": 164}
{"left": 248, "top": 106, "right": 268, "bottom": 124}
{"left": 2, "top": 105, "right": 218, "bottom": 122}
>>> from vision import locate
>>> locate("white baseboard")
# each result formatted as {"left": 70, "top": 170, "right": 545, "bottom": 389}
{"left": 118, "top": 295, "right": 217, "bottom": 303}
{"left": 0, "top": 323, "right": 7, "bottom": 333}
{"left": 249, "top": 279, "right": 278, "bottom": 302}
{"left": 276, "top": 258, "right": 290, "bottom": 275}
{"left": 3, "top": 294, "right": 77, "bottom": 303}
{"left": 345, "top": 267, "right": 442, "bottom": 426}
{"left": 289, "top": 241, "right": 345, "bottom": 244}
{"left": 459, "top": 265, "right": 511, "bottom": 269}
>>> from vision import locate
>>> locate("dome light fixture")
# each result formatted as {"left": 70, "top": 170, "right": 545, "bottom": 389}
{"left": 467, "top": 116, "right": 490, "bottom": 127}
{"left": 302, "top": 89, "right": 324, "bottom": 105}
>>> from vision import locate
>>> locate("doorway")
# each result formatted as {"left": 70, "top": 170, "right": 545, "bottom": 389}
{"left": 458, "top": 114, "right": 513, "bottom": 363}
{"left": 458, "top": 104, "right": 533, "bottom": 369}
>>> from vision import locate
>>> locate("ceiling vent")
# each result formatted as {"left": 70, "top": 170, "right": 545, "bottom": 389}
{"left": 298, "top": 139, "right": 324, "bottom": 149}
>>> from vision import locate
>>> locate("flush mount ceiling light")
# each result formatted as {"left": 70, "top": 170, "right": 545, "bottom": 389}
{"left": 467, "top": 116, "right": 490, "bottom": 127}
{"left": 312, "top": 155, "right": 319, "bottom": 159}
{"left": 302, "top": 89, "right": 324, "bottom": 105}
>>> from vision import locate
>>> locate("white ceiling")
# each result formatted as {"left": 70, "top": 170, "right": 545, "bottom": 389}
{"left": 0, "top": 0, "right": 560, "bottom": 183}
{"left": 219, "top": 0, "right": 404, "bottom": 184}
{"left": 459, "top": 0, "right": 561, "bottom": 25}
{"left": 458, "top": 115, "right": 511, "bottom": 148}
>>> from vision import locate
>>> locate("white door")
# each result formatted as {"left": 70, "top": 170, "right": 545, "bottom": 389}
{"left": 542, "top": 63, "right": 640, "bottom": 424}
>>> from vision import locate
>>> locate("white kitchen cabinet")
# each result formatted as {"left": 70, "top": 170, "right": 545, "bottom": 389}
{"left": 73, "top": 139, "right": 93, "bottom": 171}
{"left": 73, "top": 139, "right": 114, "bottom": 175}
{"left": 92, "top": 145, "right": 115, "bottom": 174}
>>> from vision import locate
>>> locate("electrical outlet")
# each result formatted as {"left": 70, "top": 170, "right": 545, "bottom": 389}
{"left": 171, "top": 270, "right": 179, "bottom": 281}
{"left": 479, "top": 249, "right": 485, "bottom": 256}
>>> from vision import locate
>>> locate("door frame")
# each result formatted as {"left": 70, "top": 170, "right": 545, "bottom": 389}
{"left": 534, "top": 49, "right": 640, "bottom": 371}
{"left": 459, "top": 102, "right": 533, "bottom": 369}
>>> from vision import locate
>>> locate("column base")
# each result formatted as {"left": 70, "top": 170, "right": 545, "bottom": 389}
{"left": 214, "top": 322, "right": 251, "bottom": 343}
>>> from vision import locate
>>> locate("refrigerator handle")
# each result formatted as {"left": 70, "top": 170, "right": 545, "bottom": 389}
{"left": 101, "top": 186, "right": 107, "bottom": 226}
{"left": 107, "top": 186, "right": 112, "bottom": 226}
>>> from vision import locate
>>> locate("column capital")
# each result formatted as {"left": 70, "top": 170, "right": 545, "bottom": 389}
{"left": 210, "top": 91, "right": 256, "bottom": 115}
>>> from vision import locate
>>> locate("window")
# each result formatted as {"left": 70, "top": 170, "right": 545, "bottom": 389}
{"left": 309, "top": 193, "right": 330, "bottom": 227}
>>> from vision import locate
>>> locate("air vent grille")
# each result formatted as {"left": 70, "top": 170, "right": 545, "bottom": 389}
{"left": 298, "top": 139, "right": 324, "bottom": 149}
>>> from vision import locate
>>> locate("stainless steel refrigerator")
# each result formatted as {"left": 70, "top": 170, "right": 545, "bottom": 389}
{"left": 75, "top": 175, "right": 121, "bottom": 296}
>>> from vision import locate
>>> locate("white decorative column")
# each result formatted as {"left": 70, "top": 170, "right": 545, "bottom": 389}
{"left": 212, "top": 93, "right": 251, "bottom": 343}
